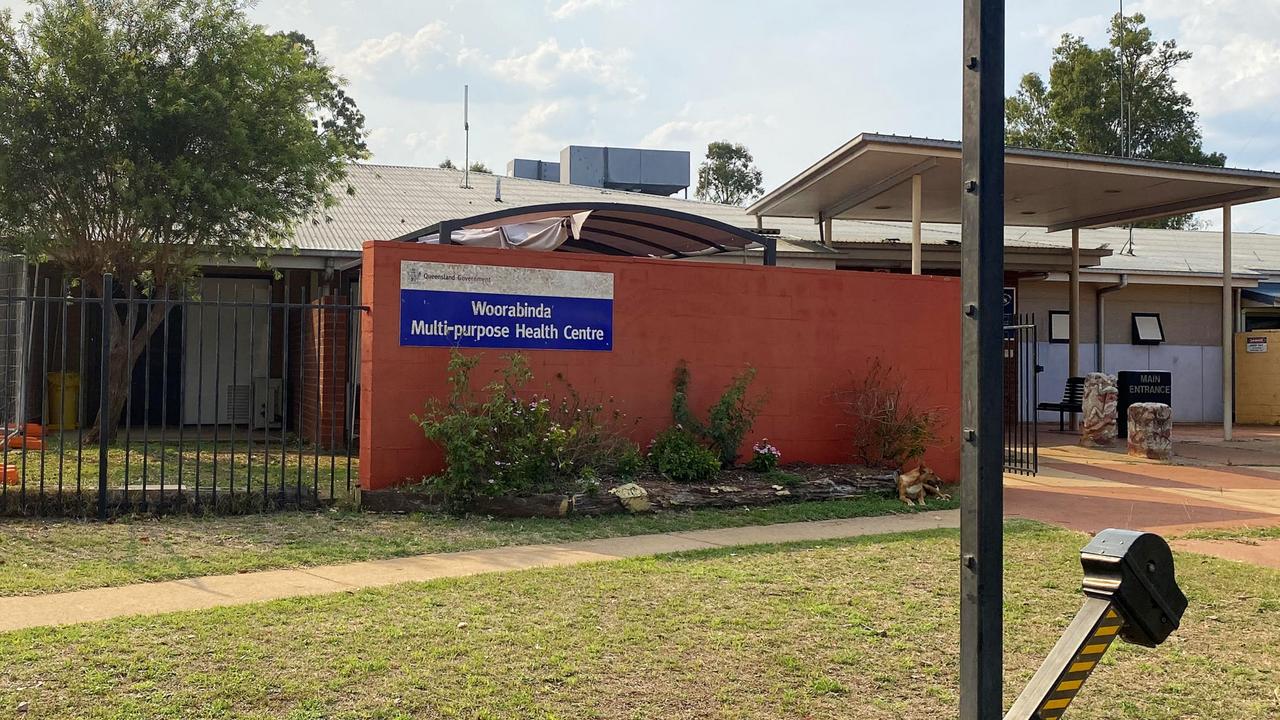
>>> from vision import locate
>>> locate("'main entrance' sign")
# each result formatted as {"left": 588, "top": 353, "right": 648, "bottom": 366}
{"left": 399, "top": 260, "right": 613, "bottom": 351}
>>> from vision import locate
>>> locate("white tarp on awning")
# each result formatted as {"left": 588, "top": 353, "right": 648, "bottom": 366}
{"left": 417, "top": 212, "right": 591, "bottom": 251}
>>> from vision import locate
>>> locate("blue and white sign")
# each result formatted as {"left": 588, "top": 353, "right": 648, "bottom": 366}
{"left": 399, "top": 260, "right": 613, "bottom": 351}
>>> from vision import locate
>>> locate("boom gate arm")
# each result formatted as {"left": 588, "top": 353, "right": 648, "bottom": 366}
{"left": 1004, "top": 529, "right": 1188, "bottom": 720}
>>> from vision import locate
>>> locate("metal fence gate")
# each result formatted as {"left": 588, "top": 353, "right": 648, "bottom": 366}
{"left": 1003, "top": 313, "right": 1038, "bottom": 475}
{"left": 1, "top": 271, "right": 366, "bottom": 518}
{"left": 0, "top": 256, "right": 25, "bottom": 435}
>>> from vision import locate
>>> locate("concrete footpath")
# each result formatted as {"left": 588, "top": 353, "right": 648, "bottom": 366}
{"left": 0, "top": 510, "right": 959, "bottom": 633}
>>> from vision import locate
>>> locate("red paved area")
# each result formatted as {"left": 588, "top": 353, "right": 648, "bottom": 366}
{"left": 1005, "top": 486, "right": 1279, "bottom": 535}
{"left": 1006, "top": 424, "right": 1280, "bottom": 567}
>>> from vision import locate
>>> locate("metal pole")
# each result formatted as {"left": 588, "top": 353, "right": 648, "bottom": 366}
{"left": 463, "top": 84, "right": 470, "bottom": 189}
{"left": 1069, "top": 228, "right": 1080, "bottom": 429}
{"left": 960, "top": 1, "right": 1005, "bottom": 718}
{"left": 1223, "top": 204, "right": 1233, "bottom": 441}
{"left": 911, "top": 173, "right": 923, "bottom": 275}
{"left": 97, "top": 274, "right": 112, "bottom": 520}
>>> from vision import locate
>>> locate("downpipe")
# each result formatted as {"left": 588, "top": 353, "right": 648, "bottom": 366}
{"left": 1095, "top": 274, "right": 1129, "bottom": 373}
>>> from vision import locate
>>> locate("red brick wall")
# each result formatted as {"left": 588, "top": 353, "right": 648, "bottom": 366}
{"left": 359, "top": 242, "right": 961, "bottom": 490}
{"left": 300, "top": 295, "right": 349, "bottom": 450}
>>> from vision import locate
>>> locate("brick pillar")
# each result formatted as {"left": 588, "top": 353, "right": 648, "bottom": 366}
{"left": 300, "top": 296, "right": 349, "bottom": 449}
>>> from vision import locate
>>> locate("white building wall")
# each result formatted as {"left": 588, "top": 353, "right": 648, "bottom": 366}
{"left": 1021, "top": 279, "right": 1226, "bottom": 425}
{"left": 1034, "top": 341, "right": 1222, "bottom": 423}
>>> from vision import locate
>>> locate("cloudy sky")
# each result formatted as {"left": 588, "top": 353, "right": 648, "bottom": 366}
{"left": 5, "top": 0, "right": 1280, "bottom": 231}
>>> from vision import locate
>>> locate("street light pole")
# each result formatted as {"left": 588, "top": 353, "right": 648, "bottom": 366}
{"left": 959, "top": 1, "right": 1006, "bottom": 719}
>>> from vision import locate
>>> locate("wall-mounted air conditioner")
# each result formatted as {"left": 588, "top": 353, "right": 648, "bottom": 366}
{"left": 252, "top": 378, "right": 284, "bottom": 430}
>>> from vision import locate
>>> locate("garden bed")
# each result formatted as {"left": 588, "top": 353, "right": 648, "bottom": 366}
{"left": 361, "top": 463, "right": 899, "bottom": 517}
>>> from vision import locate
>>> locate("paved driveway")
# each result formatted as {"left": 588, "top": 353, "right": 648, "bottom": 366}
{"left": 1005, "top": 425, "right": 1280, "bottom": 568}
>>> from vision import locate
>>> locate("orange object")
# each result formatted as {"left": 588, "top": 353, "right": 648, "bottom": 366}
{"left": 6, "top": 435, "right": 43, "bottom": 451}
{"left": 23, "top": 423, "right": 43, "bottom": 437}
{"left": 1, "top": 465, "right": 17, "bottom": 486}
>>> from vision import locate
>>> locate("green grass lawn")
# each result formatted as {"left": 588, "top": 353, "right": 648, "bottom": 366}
{"left": 1181, "top": 524, "right": 1280, "bottom": 542}
{"left": 1, "top": 440, "right": 357, "bottom": 498}
{"left": 0, "top": 521, "right": 1274, "bottom": 719}
{"left": 0, "top": 493, "right": 954, "bottom": 596}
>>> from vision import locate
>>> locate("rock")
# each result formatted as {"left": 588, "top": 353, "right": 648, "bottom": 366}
{"left": 607, "top": 483, "right": 651, "bottom": 513}
{"left": 1080, "top": 372, "right": 1119, "bottom": 447}
{"left": 1127, "top": 402, "right": 1173, "bottom": 461}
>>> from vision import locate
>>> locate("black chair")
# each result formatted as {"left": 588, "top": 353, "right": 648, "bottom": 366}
{"left": 1038, "top": 376, "right": 1085, "bottom": 431}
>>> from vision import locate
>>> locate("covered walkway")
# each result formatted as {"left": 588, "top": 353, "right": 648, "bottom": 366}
{"left": 748, "top": 133, "right": 1280, "bottom": 440}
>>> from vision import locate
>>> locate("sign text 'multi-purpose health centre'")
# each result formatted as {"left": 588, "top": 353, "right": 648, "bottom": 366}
{"left": 399, "top": 260, "right": 614, "bottom": 351}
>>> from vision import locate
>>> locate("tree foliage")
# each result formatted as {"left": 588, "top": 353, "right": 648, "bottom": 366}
{"left": 0, "top": 0, "right": 367, "bottom": 437}
{"left": 468, "top": 161, "right": 490, "bottom": 174}
{"left": 438, "top": 158, "right": 457, "bottom": 170}
{"left": 695, "top": 141, "right": 764, "bottom": 206}
{"left": 1006, "top": 13, "right": 1224, "bottom": 229}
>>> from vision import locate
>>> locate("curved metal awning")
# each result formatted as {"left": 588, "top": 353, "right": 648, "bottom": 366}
{"left": 393, "top": 202, "right": 773, "bottom": 262}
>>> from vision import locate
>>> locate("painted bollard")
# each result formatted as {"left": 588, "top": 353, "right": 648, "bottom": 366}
{"left": 1127, "top": 402, "right": 1173, "bottom": 461}
{"left": 1080, "top": 372, "right": 1118, "bottom": 447}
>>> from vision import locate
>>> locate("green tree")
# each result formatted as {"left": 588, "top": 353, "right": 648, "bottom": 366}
{"left": 438, "top": 158, "right": 457, "bottom": 169}
{"left": 1006, "top": 13, "right": 1224, "bottom": 229}
{"left": 695, "top": 141, "right": 764, "bottom": 206}
{"left": 468, "top": 161, "right": 490, "bottom": 174}
{"left": 0, "top": 0, "right": 367, "bottom": 439}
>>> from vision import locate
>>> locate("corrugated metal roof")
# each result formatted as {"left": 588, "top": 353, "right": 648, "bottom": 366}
{"left": 995, "top": 225, "right": 1280, "bottom": 277}
{"left": 291, "top": 163, "right": 1084, "bottom": 255}
{"left": 294, "top": 163, "right": 1280, "bottom": 277}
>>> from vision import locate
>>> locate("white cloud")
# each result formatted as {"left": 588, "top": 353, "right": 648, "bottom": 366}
{"left": 510, "top": 100, "right": 574, "bottom": 156}
{"left": 548, "top": 0, "right": 628, "bottom": 20}
{"left": 640, "top": 112, "right": 776, "bottom": 149}
{"left": 340, "top": 21, "right": 448, "bottom": 79}
{"left": 1132, "top": 0, "right": 1280, "bottom": 116}
{"left": 490, "top": 39, "right": 643, "bottom": 99}
{"left": 1027, "top": 13, "right": 1110, "bottom": 47}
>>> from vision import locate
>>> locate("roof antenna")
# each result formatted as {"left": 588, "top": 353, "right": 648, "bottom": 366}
{"left": 463, "top": 84, "right": 471, "bottom": 190}
{"left": 1117, "top": 0, "right": 1137, "bottom": 256}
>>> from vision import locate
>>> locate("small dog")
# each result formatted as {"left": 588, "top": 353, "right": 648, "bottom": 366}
{"left": 897, "top": 464, "right": 951, "bottom": 506}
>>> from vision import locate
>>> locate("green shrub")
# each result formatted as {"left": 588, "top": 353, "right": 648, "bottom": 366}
{"left": 669, "top": 361, "right": 765, "bottom": 467}
{"left": 647, "top": 426, "right": 721, "bottom": 483}
{"left": 548, "top": 377, "right": 640, "bottom": 479}
{"left": 833, "top": 358, "right": 942, "bottom": 469}
{"left": 613, "top": 443, "right": 645, "bottom": 478}
{"left": 671, "top": 362, "right": 702, "bottom": 433}
{"left": 413, "top": 352, "right": 635, "bottom": 509}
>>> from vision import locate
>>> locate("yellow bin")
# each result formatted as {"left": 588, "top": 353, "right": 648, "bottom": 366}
{"left": 47, "top": 372, "right": 80, "bottom": 431}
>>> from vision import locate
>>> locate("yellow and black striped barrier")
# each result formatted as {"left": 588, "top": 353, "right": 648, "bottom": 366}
{"left": 1004, "top": 530, "right": 1186, "bottom": 720}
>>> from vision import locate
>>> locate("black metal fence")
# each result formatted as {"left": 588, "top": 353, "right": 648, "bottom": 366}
{"left": 1003, "top": 313, "right": 1039, "bottom": 475}
{"left": 1, "top": 272, "right": 365, "bottom": 518}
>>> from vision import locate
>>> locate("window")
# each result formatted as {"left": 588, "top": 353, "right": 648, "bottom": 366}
{"left": 1048, "top": 311, "right": 1071, "bottom": 343}
{"left": 1244, "top": 311, "right": 1280, "bottom": 331}
{"left": 1132, "top": 313, "right": 1165, "bottom": 345}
